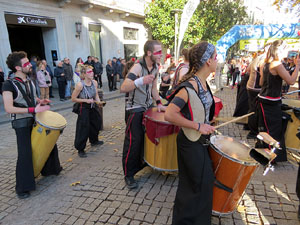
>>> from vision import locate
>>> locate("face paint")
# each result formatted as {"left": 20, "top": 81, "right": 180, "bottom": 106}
{"left": 153, "top": 50, "right": 162, "bottom": 56}
{"left": 22, "top": 62, "right": 31, "bottom": 68}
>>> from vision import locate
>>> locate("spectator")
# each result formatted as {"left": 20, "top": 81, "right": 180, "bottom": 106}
{"left": 42, "top": 59, "right": 54, "bottom": 98}
{"left": 54, "top": 61, "right": 66, "bottom": 101}
{"left": 112, "top": 57, "right": 118, "bottom": 90}
{"left": 37, "top": 61, "right": 51, "bottom": 100}
{"left": 73, "top": 66, "right": 81, "bottom": 85}
{"left": 75, "top": 57, "right": 84, "bottom": 70}
{"left": 106, "top": 59, "right": 114, "bottom": 92}
{"left": 84, "top": 56, "right": 94, "bottom": 67}
{"left": 93, "top": 57, "right": 103, "bottom": 88}
{"left": 63, "top": 57, "right": 73, "bottom": 99}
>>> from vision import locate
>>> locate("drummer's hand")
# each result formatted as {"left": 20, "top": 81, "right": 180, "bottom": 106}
{"left": 157, "top": 103, "right": 166, "bottom": 112}
{"left": 35, "top": 103, "right": 50, "bottom": 113}
{"left": 36, "top": 98, "right": 51, "bottom": 105}
{"left": 143, "top": 74, "right": 155, "bottom": 85}
{"left": 86, "top": 99, "right": 94, "bottom": 104}
{"left": 199, "top": 124, "right": 215, "bottom": 135}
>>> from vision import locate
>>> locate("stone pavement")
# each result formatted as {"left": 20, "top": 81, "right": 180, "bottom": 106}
{"left": 0, "top": 83, "right": 299, "bottom": 225}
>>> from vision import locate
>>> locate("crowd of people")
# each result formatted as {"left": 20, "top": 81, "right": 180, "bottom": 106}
{"left": 1, "top": 37, "right": 300, "bottom": 225}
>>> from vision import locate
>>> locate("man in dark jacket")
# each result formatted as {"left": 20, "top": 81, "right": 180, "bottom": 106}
{"left": 93, "top": 57, "right": 103, "bottom": 88}
{"left": 54, "top": 61, "right": 66, "bottom": 101}
{"left": 112, "top": 57, "right": 118, "bottom": 90}
{"left": 63, "top": 57, "right": 73, "bottom": 99}
{"left": 85, "top": 56, "right": 94, "bottom": 67}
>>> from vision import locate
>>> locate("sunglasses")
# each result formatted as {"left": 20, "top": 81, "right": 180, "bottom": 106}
{"left": 22, "top": 62, "right": 32, "bottom": 68}
{"left": 153, "top": 50, "right": 162, "bottom": 56}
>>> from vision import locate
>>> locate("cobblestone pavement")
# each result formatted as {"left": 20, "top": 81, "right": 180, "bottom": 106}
{"left": 0, "top": 86, "right": 299, "bottom": 225}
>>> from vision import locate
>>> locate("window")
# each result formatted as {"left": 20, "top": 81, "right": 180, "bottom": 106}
{"left": 123, "top": 27, "right": 138, "bottom": 40}
{"left": 124, "top": 44, "right": 138, "bottom": 61}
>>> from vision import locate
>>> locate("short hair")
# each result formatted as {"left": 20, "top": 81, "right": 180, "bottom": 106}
{"left": 143, "top": 40, "right": 161, "bottom": 56}
{"left": 37, "top": 61, "right": 44, "bottom": 70}
{"left": 6, "top": 51, "right": 27, "bottom": 72}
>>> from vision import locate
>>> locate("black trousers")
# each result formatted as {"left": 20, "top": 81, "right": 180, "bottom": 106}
{"left": 49, "top": 76, "right": 54, "bottom": 97}
{"left": 57, "top": 80, "right": 66, "bottom": 99}
{"left": 247, "top": 89, "right": 259, "bottom": 135}
{"left": 172, "top": 130, "right": 214, "bottom": 225}
{"left": 122, "top": 111, "right": 145, "bottom": 177}
{"left": 257, "top": 98, "right": 287, "bottom": 162}
{"left": 95, "top": 74, "right": 102, "bottom": 88}
{"left": 107, "top": 74, "right": 113, "bottom": 91}
{"left": 74, "top": 106, "right": 101, "bottom": 151}
{"left": 113, "top": 75, "right": 117, "bottom": 89}
{"left": 232, "top": 71, "right": 240, "bottom": 86}
{"left": 14, "top": 121, "right": 61, "bottom": 194}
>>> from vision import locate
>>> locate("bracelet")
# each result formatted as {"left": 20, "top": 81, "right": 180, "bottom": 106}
{"left": 197, "top": 123, "right": 201, "bottom": 131}
{"left": 156, "top": 99, "right": 162, "bottom": 105}
{"left": 134, "top": 77, "right": 144, "bottom": 88}
{"left": 28, "top": 107, "right": 35, "bottom": 114}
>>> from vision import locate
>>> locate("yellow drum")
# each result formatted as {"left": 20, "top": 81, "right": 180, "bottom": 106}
{"left": 31, "top": 111, "right": 67, "bottom": 177}
{"left": 282, "top": 99, "right": 300, "bottom": 150}
{"left": 144, "top": 108, "right": 179, "bottom": 171}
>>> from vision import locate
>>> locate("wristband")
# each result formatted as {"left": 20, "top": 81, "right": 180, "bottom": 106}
{"left": 197, "top": 123, "right": 201, "bottom": 131}
{"left": 134, "top": 77, "right": 144, "bottom": 87}
{"left": 28, "top": 107, "right": 35, "bottom": 114}
{"left": 156, "top": 99, "right": 162, "bottom": 105}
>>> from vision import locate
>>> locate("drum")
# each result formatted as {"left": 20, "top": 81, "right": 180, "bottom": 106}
{"left": 31, "top": 111, "right": 67, "bottom": 177}
{"left": 144, "top": 107, "right": 179, "bottom": 171}
{"left": 209, "top": 135, "right": 258, "bottom": 215}
{"left": 282, "top": 99, "right": 300, "bottom": 150}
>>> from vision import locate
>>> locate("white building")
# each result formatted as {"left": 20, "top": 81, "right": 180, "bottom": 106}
{"left": 0, "top": 0, "right": 151, "bottom": 76}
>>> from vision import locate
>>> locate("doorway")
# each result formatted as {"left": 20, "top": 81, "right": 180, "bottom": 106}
{"left": 7, "top": 25, "right": 45, "bottom": 60}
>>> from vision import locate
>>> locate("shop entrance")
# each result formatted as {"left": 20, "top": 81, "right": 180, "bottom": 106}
{"left": 7, "top": 24, "right": 45, "bottom": 60}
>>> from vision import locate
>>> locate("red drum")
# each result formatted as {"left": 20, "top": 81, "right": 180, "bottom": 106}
{"left": 143, "top": 107, "right": 180, "bottom": 171}
{"left": 209, "top": 135, "right": 258, "bottom": 215}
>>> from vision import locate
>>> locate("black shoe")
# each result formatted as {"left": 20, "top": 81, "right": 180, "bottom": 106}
{"left": 298, "top": 205, "right": 300, "bottom": 220}
{"left": 247, "top": 132, "right": 257, "bottom": 139}
{"left": 60, "top": 98, "right": 65, "bottom": 101}
{"left": 125, "top": 176, "right": 138, "bottom": 189}
{"left": 78, "top": 151, "right": 87, "bottom": 158}
{"left": 50, "top": 95, "right": 55, "bottom": 98}
{"left": 64, "top": 97, "right": 68, "bottom": 100}
{"left": 243, "top": 124, "right": 250, "bottom": 130}
{"left": 17, "top": 191, "right": 30, "bottom": 199}
{"left": 91, "top": 140, "right": 104, "bottom": 146}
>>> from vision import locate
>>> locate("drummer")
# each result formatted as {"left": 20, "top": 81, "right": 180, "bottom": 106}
{"left": 2, "top": 51, "right": 62, "bottom": 199}
{"left": 120, "top": 40, "right": 166, "bottom": 189}
{"left": 256, "top": 40, "right": 300, "bottom": 162}
{"left": 165, "top": 41, "right": 216, "bottom": 224}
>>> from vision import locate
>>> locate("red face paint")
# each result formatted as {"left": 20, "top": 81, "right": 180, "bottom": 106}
{"left": 22, "top": 62, "right": 31, "bottom": 68}
{"left": 153, "top": 50, "right": 162, "bottom": 56}
{"left": 86, "top": 70, "right": 93, "bottom": 74}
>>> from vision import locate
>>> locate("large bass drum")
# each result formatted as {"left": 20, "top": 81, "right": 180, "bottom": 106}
{"left": 209, "top": 135, "right": 258, "bottom": 215}
{"left": 144, "top": 107, "right": 179, "bottom": 171}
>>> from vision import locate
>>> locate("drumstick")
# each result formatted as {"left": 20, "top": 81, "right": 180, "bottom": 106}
{"left": 214, "top": 112, "right": 254, "bottom": 129}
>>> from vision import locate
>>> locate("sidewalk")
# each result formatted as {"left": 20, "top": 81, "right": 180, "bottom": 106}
{"left": 0, "top": 81, "right": 124, "bottom": 124}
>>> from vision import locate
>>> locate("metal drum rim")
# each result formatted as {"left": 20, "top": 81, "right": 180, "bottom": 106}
{"left": 210, "top": 135, "right": 258, "bottom": 166}
{"left": 35, "top": 120, "right": 67, "bottom": 130}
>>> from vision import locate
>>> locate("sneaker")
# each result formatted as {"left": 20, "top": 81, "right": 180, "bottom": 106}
{"left": 17, "top": 191, "right": 30, "bottom": 199}
{"left": 125, "top": 176, "right": 138, "bottom": 189}
{"left": 78, "top": 151, "right": 87, "bottom": 158}
{"left": 91, "top": 140, "right": 104, "bottom": 146}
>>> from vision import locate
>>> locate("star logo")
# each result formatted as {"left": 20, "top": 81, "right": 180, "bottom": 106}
{"left": 17, "top": 17, "right": 26, "bottom": 24}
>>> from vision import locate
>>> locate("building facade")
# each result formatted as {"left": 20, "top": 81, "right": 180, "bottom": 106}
{"left": 0, "top": 0, "right": 151, "bottom": 76}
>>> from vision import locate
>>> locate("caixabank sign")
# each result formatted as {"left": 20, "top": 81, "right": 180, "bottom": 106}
{"left": 5, "top": 12, "right": 56, "bottom": 27}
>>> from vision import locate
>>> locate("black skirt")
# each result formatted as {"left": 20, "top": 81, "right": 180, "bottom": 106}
{"left": 172, "top": 130, "right": 214, "bottom": 225}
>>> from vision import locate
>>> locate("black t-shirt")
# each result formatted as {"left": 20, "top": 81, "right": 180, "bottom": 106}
{"left": 2, "top": 80, "right": 17, "bottom": 99}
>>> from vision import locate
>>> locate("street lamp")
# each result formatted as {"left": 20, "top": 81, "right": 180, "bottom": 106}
{"left": 171, "top": 9, "right": 182, "bottom": 64}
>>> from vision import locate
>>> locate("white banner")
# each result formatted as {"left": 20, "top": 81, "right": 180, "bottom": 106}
{"left": 176, "top": 0, "right": 200, "bottom": 60}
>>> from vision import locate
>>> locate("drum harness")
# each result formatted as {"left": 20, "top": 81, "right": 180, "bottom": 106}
{"left": 9, "top": 78, "right": 36, "bottom": 128}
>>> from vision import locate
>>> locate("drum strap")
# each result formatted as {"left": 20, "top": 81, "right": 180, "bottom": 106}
{"left": 214, "top": 179, "right": 233, "bottom": 193}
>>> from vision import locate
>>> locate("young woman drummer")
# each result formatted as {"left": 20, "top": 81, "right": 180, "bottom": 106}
{"left": 256, "top": 40, "right": 300, "bottom": 162}
{"left": 165, "top": 41, "right": 217, "bottom": 225}
{"left": 72, "top": 64, "right": 104, "bottom": 158}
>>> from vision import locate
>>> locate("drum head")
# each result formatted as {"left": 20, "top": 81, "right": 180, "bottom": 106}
{"left": 35, "top": 111, "right": 67, "bottom": 129}
{"left": 210, "top": 135, "right": 257, "bottom": 165}
{"left": 144, "top": 107, "right": 171, "bottom": 124}
{"left": 282, "top": 99, "right": 300, "bottom": 108}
